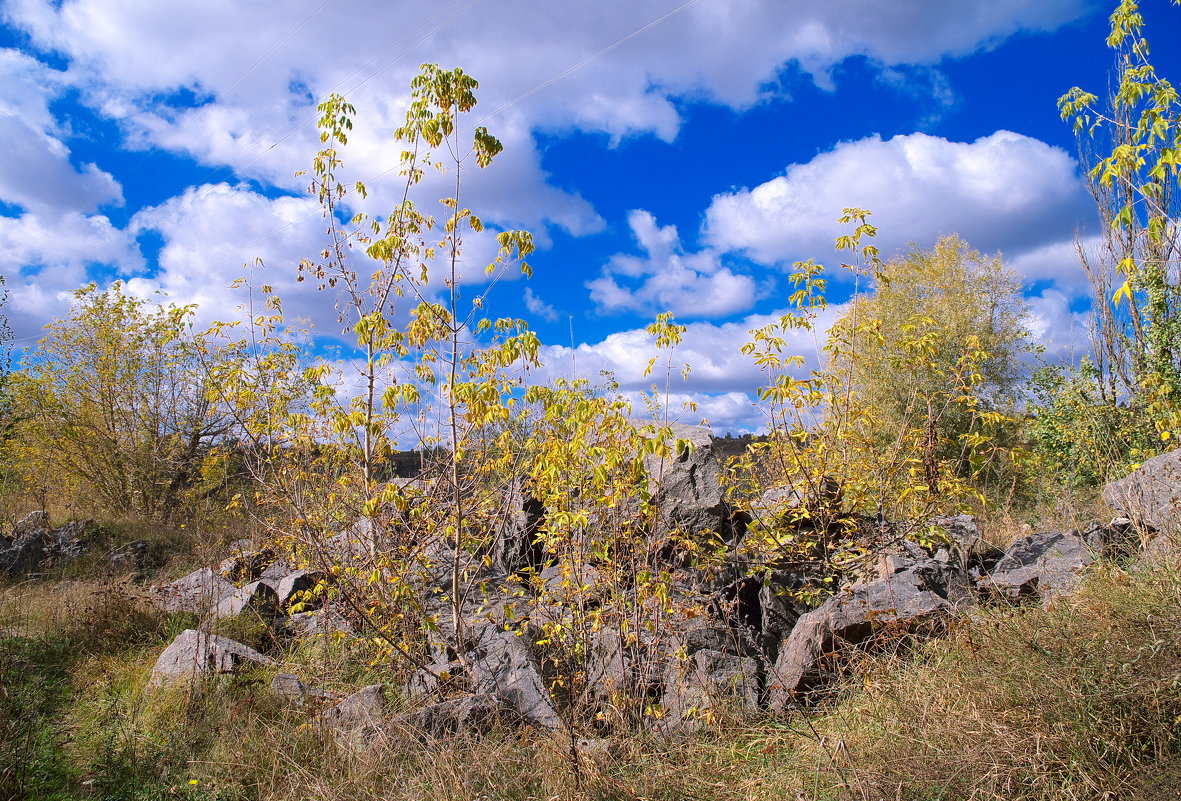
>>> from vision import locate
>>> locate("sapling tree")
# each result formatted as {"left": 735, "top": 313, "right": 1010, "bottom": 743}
{"left": 1059, "top": 0, "right": 1181, "bottom": 427}
{"left": 203, "top": 65, "right": 540, "bottom": 668}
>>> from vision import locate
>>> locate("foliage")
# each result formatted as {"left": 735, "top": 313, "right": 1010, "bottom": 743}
{"left": 730, "top": 213, "right": 1026, "bottom": 587}
{"left": 1027, "top": 358, "right": 1162, "bottom": 490}
{"left": 8, "top": 283, "right": 231, "bottom": 521}
{"left": 1059, "top": 0, "right": 1181, "bottom": 429}
{"left": 830, "top": 234, "right": 1032, "bottom": 461}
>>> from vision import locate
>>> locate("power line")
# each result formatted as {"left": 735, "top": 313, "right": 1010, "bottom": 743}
{"left": 476, "top": 0, "right": 704, "bottom": 125}
{"left": 12, "top": 0, "right": 708, "bottom": 338}
{"left": 146, "top": 0, "right": 706, "bottom": 294}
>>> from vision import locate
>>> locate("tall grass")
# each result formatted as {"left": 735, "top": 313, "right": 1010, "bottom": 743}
{"left": 3, "top": 539, "right": 1181, "bottom": 800}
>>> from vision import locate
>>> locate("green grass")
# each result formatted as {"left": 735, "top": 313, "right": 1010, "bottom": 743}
{"left": 3, "top": 531, "right": 1181, "bottom": 801}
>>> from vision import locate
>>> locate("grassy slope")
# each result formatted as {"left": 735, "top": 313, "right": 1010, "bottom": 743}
{"left": 1, "top": 523, "right": 1179, "bottom": 801}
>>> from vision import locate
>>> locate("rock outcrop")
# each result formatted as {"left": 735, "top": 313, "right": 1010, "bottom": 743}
{"left": 979, "top": 530, "right": 1094, "bottom": 606}
{"left": 149, "top": 629, "right": 274, "bottom": 687}
{"left": 1104, "top": 448, "right": 1181, "bottom": 536}
{"left": 150, "top": 567, "right": 236, "bottom": 615}
{"left": 643, "top": 422, "right": 732, "bottom": 541}
{"left": 768, "top": 560, "right": 971, "bottom": 707}
{"left": 0, "top": 513, "right": 89, "bottom": 576}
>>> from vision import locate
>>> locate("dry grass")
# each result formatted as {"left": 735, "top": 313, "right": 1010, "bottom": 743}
{"left": 5, "top": 531, "right": 1181, "bottom": 801}
{"left": 802, "top": 560, "right": 1181, "bottom": 800}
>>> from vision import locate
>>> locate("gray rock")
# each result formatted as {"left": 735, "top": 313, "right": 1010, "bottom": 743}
{"left": 150, "top": 567, "right": 237, "bottom": 615}
{"left": 1104, "top": 449, "right": 1181, "bottom": 537}
{"left": 930, "top": 514, "right": 1004, "bottom": 571}
{"left": 660, "top": 648, "right": 760, "bottom": 732}
{"left": 9, "top": 511, "right": 49, "bottom": 540}
{"left": 745, "top": 479, "right": 842, "bottom": 528}
{"left": 980, "top": 530, "right": 1094, "bottom": 605}
{"left": 321, "top": 684, "right": 385, "bottom": 734}
{"left": 873, "top": 540, "right": 932, "bottom": 579}
{"left": 491, "top": 478, "right": 545, "bottom": 575}
{"left": 261, "top": 569, "right": 323, "bottom": 610}
{"left": 107, "top": 540, "right": 149, "bottom": 571}
{"left": 0, "top": 514, "right": 89, "bottom": 575}
{"left": 768, "top": 560, "right": 971, "bottom": 706}
{"left": 642, "top": 422, "right": 730, "bottom": 540}
{"left": 582, "top": 627, "right": 664, "bottom": 709}
{"left": 149, "top": 629, "right": 275, "bottom": 687}
{"left": 286, "top": 607, "right": 354, "bottom": 637}
{"left": 394, "top": 693, "right": 517, "bottom": 738}
{"left": 271, "top": 672, "right": 309, "bottom": 702}
{"left": 258, "top": 559, "right": 293, "bottom": 581}
{"left": 468, "top": 623, "right": 562, "bottom": 729}
{"left": 207, "top": 579, "right": 280, "bottom": 622}
{"left": 0, "top": 535, "right": 47, "bottom": 576}
{"left": 404, "top": 659, "right": 465, "bottom": 698}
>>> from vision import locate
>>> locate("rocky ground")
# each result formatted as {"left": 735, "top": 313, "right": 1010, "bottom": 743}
{"left": 9, "top": 426, "right": 1172, "bottom": 748}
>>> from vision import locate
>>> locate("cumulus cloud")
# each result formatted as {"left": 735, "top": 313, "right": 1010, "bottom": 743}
{"left": 0, "top": 48, "right": 122, "bottom": 216}
{"left": 588, "top": 210, "right": 758, "bottom": 318}
{"left": 124, "top": 183, "right": 336, "bottom": 333}
{"left": 2, "top": 0, "right": 1091, "bottom": 233}
{"left": 1, "top": 212, "right": 144, "bottom": 340}
{"left": 1027, "top": 287, "right": 1092, "bottom": 364}
{"left": 0, "top": 115, "right": 123, "bottom": 216}
{"left": 1007, "top": 234, "right": 1103, "bottom": 296}
{"left": 523, "top": 287, "right": 558, "bottom": 323}
{"left": 704, "top": 130, "right": 1094, "bottom": 268}
{"left": 531, "top": 302, "right": 848, "bottom": 432}
{"left": 538, "top": 303, "right": 845, "bottom": 393}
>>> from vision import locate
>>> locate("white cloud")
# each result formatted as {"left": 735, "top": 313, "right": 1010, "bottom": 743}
{"left": 588, "top": 210, "right": 758, "bottom": 318}
{"left": 2, "top": 0, "right": 1091, "bottom": 234}
{"left": 123, "top": 183, "right": 345, "bottom": 334}
{"left": 532, "top": 302, "right": 849, "bottom": 432}
{"left": 704, "top": 130, "right": 1094, "bottom": 268}
{"left": 0, "top": 48, "right": 122, "bottom": 216}
{"left": 1, "top": 212, "right": 144, "bottom": 340}
{"left": 523, "top": 286, "right": 558, "bottom": 323}
{"left": 1007, "top": 234, "right": 1102, "bottom": 296}
{"left": 1027, "top": 287, "right": 1091, "bottom": 364}
{"left": 0, "top": 115, "right": 123, "bottom": 216}
{"left": 539, "top": 303, "right": 845, "bottom": 394}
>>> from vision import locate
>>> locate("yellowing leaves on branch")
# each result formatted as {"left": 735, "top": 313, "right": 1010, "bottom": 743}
{"left": 9, "top": 282, "right": 232, "bottom": 521}
{"left": 828, "top": 234, "right": 1033, "bottom": 469}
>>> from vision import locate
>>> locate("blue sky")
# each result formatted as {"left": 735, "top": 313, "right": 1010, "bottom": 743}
{"left": 1, "top": 0, "right": 1178, "bottom": 433}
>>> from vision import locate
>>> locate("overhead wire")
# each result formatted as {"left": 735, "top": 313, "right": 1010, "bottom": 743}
{"left": 10, "top": 0, "right": 708, "bottom": 345}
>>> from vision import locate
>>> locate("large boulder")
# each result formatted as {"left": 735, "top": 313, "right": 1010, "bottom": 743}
{"left": 207, "top": 579, "right": 280, "bottom": 622}
{"left": 321, "top": 684, "right": 385, "bottom": 735}
{"left": 659, "top": 648, "right": 760, "bottom": 732}
{"left": 150, "top": 567, "right": 236, "bottom": 615}
{"left": 490, "top": 478, "right": 545, "bottom": 575}
{"left": 979, "top": 530, "right": 1093, "bottom": 606}
{"left": 643, "top": 422, "right": 731, "bottom": 540}
{"left": 768, "top": 560, "right": 971, "bottom": 707}
{"left": 1103, "top": 448, "right": 1181, "bottom": 536}
{"left": 466, "top": 623, "right": 562, "bottom": 729}
{"left": 393, "top": 693, "right": 518, "bottom": 739}
{"left": 260, "top": 569, "right": 323, "bottom": 611}
{"left": 149, "top": 629, "right": 274, "bottom": 687}
{"left": 0, "top": 513, "right": 89, "bottom": 575}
